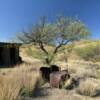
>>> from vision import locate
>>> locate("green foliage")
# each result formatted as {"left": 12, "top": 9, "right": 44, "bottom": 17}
{"left": 18, "top": 16, "right": 90, "bottom": 65}
{"left": 75, "top": 43, "right": 100, "bottom": 62}
{"left": 56, "top": 17, "right": 90, "bottom": 41}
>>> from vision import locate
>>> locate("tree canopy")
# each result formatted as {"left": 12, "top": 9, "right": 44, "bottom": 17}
{"left": 18, "top": 16, "right": 90, "bottom": 65}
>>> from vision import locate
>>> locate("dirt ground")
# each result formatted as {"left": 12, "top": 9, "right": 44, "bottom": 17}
{"left": 22, "top": 83, "right": 100, "bottom": 100}
{"left": 20, "top": 56, "right": 100, "bottom": 100}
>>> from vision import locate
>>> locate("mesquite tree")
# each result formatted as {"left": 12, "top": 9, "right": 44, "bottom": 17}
{"left": 18, "top": 16, "right": 90, "bottom": 65}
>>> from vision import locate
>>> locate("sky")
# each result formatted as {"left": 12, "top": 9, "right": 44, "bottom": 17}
{"left": 0, "top": 0, "right": 100, "bottom": 42}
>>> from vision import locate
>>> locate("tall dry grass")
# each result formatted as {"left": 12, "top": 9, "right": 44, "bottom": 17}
{"left": 0, "top": 63, "right": 40, "bottom": 100}
{"left": 76, "top": 78, "right": 100, "bottom": 97}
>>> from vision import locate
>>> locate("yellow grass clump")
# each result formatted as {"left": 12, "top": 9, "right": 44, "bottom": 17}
{"left": 76, "top": 78, "right": 100, "bottom": 97}
{"left": 0, "top": 63, "right": 40, "bottom": 100}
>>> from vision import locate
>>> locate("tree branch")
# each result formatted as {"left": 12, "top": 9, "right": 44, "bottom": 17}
{"left": 53, "top": 40, "right": 70, "bottom": 54}
{"left": 39, "top": 41, "right": 48, "bottom": 55}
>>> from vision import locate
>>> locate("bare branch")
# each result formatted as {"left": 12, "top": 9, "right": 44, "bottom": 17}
{"left": 53, "top": 39, "right": 70, "bottom": 54}
{"left": 17, "top": 16, "right": 90, "bottom": 65}
{"left": 38, "top": 41, "right": 48, "bottom": 55}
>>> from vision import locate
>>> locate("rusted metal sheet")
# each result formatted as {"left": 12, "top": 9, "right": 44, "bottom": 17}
{"left": 40, "top": 67, "right": 51, "bottom": 81}
{"left": 39, "top": 65, "right": 60, "bottom": 82}
{"left": 50, "top": 70, "right": 70, "bottom": 88}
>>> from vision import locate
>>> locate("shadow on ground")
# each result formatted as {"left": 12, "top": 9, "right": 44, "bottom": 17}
{"left": 33, "top": 83, "right": 51, "bottom": 98}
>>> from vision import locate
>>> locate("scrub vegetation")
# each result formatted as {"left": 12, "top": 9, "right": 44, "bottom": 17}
{"left": 0, "top": 16, "right": 100, "bottom": 100}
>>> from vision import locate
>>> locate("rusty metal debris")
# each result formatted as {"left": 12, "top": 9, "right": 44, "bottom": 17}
{"left": 50, "top": 70, "right": 70, "bottom": 88}
{"left": 40, "top": 65, "right": 70, "bottom": 88}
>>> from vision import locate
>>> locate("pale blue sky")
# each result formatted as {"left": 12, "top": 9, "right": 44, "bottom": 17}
{"left": 0, "top": 0, "right": 100, "bottom": 42}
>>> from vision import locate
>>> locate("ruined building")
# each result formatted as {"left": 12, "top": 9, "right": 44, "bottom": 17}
{"left": 0, "top": 42, "right": 22, "bottom": 66}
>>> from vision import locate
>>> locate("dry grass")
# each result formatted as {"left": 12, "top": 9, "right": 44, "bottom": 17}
{"left": 0, "top": 63, "right": 40, "bottom": 100}
{"left": 76, "top": 78, "right": 100, "bottom": 97}
{"left": 0, "top": 51, "right": 100, "bottom": 100}
{"left": 0, "top": 75, "right": 22, "bottom": 100}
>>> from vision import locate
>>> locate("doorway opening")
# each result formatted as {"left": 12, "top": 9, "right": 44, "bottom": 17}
{"left": 0, "top": 47, "right": 3, "bottom": 65}
{"left": 10, "top": 47, "right": 16, "bottom": 64}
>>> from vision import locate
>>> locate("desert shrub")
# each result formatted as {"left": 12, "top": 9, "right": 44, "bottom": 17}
{"left": 76, "top": 78, "right": 100, "bottom": 97}
{"left": 75, "top": 43, "right": 100, "bottom": 62}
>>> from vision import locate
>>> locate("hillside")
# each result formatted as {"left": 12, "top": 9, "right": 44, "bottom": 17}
{"left": 20, "top": 39, "right": 100, "bottom": 100}
{"left": 20, "top": 40, "right": 100, "bottom": 63}
{"left": 0, "top": 40, "right": 100, "bottom": 100}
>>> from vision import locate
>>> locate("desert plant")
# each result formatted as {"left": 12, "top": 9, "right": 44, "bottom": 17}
{"left": 17, "top": 16, "right": 90, "bottom": 65}
{"left": 76, "top": 78, "right": 100, "bottom": 97}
